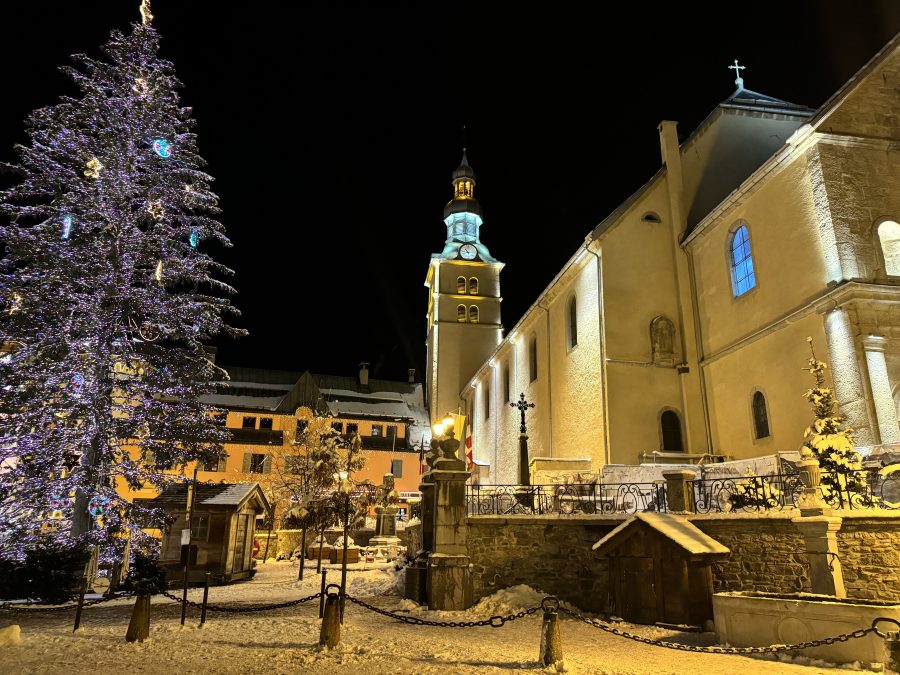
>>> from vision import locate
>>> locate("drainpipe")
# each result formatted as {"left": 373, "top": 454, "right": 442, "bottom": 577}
{"left": 585, "top": 244, "right": 611, "bottom": 466}
{"left": 537, "top": 301, "right": 553, "bottom": 458}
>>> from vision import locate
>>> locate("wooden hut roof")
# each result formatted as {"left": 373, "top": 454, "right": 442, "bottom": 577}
{"left": 146, "top": 482, "right": 270, "bottom": 514}
{"left": 592, "top": 513, "right": 729, "bottom": 557}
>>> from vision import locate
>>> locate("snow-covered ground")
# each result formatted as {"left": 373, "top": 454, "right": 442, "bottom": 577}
{"left": 0, "top": 561, "right": 882, "bottom": 674}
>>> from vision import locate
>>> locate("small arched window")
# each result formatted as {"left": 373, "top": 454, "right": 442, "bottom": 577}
{"left": 457, "top": 304, "right": 466, "bottom": 322}
{"left": 503, "top": 363, "right": 510, "bottom": 402}
{"left": 529, "top": 335, "right": 538, "bottom": 382}
{"left": 457, "top": 276, "right": 467, "bottom": 294}
{"left": 729, "top": 223, "right": 757, "bottom": 296}
{"left": 660, "top": 410, "right": 683, "bottom": 452}
{"left": 752, "top": 390, "right": 770, "bottom": 439}
{"left": 878, "top": 220, "right": 900, "bottom": 276}
{"left": 468, "top": 277, "right": 479, "bottom": 295}
{"left": 567, "top": 296, "right": 578, "bottom": 350}
{"left": 469, "top": 305, "right": 479, "bottom": 323}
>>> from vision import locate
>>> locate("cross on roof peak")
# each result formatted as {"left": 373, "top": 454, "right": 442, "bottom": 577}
{"left": 729, "top": 59, "right": 746, "bottom": 89}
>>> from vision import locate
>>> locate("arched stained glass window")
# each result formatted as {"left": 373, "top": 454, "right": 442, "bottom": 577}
{"left": 730, "top": 224, "right": 756, "bottom": 296}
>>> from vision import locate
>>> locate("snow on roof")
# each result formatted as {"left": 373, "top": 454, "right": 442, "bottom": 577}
{"left": 327, "top": 399, "right": 413, "bottom": 420}
{"left": 320, "top": 388, "right": 405, "bottom": 402}
{"left": 199, "top": 394, "right": 285, "bottom": 410}
{"left": 146, "top": 482, "right": 270, "bottom": 511}
{"left": 592, "top": 512, "right": 730, "bottom": 557}
{"left": 217, "top": 381, "right": 294, "bottom": 392}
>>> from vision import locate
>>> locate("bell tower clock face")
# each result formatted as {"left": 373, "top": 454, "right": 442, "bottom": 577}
{"left": 459, "top": 244, "right": 478, "bottom": 260}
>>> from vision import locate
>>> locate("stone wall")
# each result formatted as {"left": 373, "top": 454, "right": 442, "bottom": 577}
{"left": 690, "top": 515, "right": 811, "bottom": 594}
{"left": 837, "top": 514, "right": 900, "bottom": 602}
{"left": 466, "top": 511, "right": 900, "bottom": 611}
{"left": 467, "top": 515, "right": 621, "bottom": 612}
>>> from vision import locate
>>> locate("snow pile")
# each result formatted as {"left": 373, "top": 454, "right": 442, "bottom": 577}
{"left": 0, "top": 625, "right": 21, "bottom": 647}
{"left": 755, "top": 652, "right": 882, "bottom": 671}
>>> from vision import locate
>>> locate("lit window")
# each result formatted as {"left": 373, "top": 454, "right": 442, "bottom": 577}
{"left": 371, "top": 424, "right": 383, "bottom": 437}
{"left": 878, "top": 220, "right": 900, "bottom": 276}
{"left": 457, "top": 304, "right": 467, "bottom": 322}
{"left": 468, "top": 277, "right": 479, "bottom": 295}
{"left": 752, "top": 391, "right": 770, "bottom": 439}
{"left": 529, "top": 336, "right": 538, "bottom": 382}
{"left": 469, "top": 305, "right": 479, "bottom": 323}
{"left": 729, "top": 224, "right": 756, "bottom": 296}
{"left": 457, "top": 276, "right": 467, "bottom": 294}
{"left": 567, "top": 296, "right": 578, "bottom": 350}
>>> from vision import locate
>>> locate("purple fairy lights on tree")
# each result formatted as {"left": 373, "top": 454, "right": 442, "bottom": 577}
{"left": 0, "top": 5, "right": 244, "bottom": 560}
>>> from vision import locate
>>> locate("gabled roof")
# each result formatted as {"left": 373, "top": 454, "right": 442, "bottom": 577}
{"left": 146, "top": 482, "right": 270, "bottom": 514}
{"left": 720, "top": 86, "right": 815, "bottom": 116}
{"left": 592, "top": 512, "right": 730, "bottom": 557}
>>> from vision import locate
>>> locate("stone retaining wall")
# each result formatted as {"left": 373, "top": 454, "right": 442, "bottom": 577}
{"left": 467, "top": 515, "right": 621, "bottom": 612}
{"left": 466, "top": 511, "right": 900, "bottom": 610}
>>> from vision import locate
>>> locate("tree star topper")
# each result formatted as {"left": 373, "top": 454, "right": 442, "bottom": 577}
{"left": 139, "top": 0, "right": 154, "bottom": 25}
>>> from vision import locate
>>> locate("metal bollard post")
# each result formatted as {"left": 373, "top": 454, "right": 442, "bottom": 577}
{"left": 539, "top": 597, "right": 563, "bottom": 667}
{"left": 319, "top": 570, "right": 327, "bottom": 618}
{"left": 200, "top": 572, "right": 211, "bottom": 626}
{"left": 874, "top": 618, "right": 900, "bottom": 675}
{"left": 125, "top": 580, "right": 151, "bottom": 643}
{"left": 319, "top": 584, "right": 342, "bottom": 649}
{"left": 180, "top": 565, "right": 189, "bottom": 626}
{"left": 72, "top": 576, "right": 88, "bottom": 632}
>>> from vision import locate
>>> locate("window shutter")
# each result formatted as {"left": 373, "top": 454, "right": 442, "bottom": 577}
{"left": 263, "top": 454, "right": 273, "bottom": 474}
{"left": 391, "top": 459, "right": 403, "bottom": 478}
{"left": 242, "top": 453, "right": 251, "bottom": 473}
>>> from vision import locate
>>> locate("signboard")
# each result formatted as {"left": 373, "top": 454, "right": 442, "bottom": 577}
{"left": 181, "top": 528, "right": 191, "bottom": 545}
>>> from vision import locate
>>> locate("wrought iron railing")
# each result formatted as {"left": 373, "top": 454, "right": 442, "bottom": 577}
{"left": 690, "top": 469, "right": 900, "bottom": 513}
{"left": 466, "top": 482, "right": 666, "bottom": 516}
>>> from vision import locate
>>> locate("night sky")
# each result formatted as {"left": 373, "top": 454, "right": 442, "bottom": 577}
{"left": 2, "top": 2, "right": 899, "bottom": 382}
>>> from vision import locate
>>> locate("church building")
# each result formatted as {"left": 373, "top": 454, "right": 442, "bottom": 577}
{"left": 426, "top": 35, "right": 900, "bottom": 484}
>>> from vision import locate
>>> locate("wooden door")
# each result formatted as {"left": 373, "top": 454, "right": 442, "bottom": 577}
{"left": 617, "top": 556, "right": 657, "bottom": 625}
{"left": 233, "top": 514, "right": 248, "bottom": 572}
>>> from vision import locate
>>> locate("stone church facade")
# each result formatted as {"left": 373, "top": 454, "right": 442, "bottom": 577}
{"left": 426, "top": 35, "right": 900, "bottom": 483}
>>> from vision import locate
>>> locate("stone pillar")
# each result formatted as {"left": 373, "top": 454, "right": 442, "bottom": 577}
{"left": 824, "top": 308, "right": 874, "bottom": 445}
{"left": 663, "top": 470, "right": 696, "bottom": 514}
{"left": 863, "top": 335, "right": 900, "bottom": 444}
{"left": 427, "top": 441, "right": 474, "bottom": 611}
{"left": 792, "top": 515, "right": 846, "bottom": 597}
{"left": 419, "top": 477, "right": 435, "bottom": 555}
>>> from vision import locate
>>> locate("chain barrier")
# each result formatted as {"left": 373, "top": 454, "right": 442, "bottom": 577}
{"left": 558, "top": 605, "right": 898, "bottom": 655}
{"left": 344, "top": 593, "right": 541, "bottom": 628}
{"left": 0, "top": 592, "right": 135, "bottom": 613}
{"left": 160, "top": 589, "right": 322, "bottom": 613}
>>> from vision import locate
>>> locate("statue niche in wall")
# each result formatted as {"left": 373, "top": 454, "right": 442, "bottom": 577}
{"left": 650, "top": 315, "right": 676, "bottom": 366}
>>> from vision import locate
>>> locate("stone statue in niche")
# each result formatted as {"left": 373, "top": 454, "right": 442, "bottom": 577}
{"left": 650, "top": 315, "right": 676, "bottom": 366}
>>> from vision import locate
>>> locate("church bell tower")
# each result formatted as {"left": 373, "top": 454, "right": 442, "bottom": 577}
{"left": 425, "top": 150, "right": 504, "bottom": 424}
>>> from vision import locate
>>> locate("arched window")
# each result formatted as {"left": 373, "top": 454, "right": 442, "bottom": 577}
{"left": 468, "top": 305, "right": 479, "bottom": 323}
{"left": 567, "top": 296, "right": 578, "bottom": 350}
{"left": 878, "top": 220, "right": 900, "bottom": 276}
{"left": 650, "top": 315, "right": 675, "bottom": 365}
{"left": 457, "top": 304, "right": 466, "bottom": 322}
{"left": 503, "top": 363, "right": 510, "bottom": 402}
{"left": 660, "top": 410, "right": 683, "bottom": 452}
{"left": 529, "top": 335, "right": 538, "bottom": 382}
{"left": 468, "top": 277, "right": 479, "bottom": 295}
{"left": 752, "top": 390, "right": 770, "bottom": 439}
{"left": 729, "top": 223, "right": 757, "bottom": 296}
{"left": 457, "top": 276, "right": 467, "bottom": 294}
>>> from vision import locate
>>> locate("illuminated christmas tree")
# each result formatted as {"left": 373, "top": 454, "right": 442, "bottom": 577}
{"left": 0, "top": 3, "right": 243, "bottom": 560}
{"left": 802, "top": 337, "right": 867, "bottom": 505}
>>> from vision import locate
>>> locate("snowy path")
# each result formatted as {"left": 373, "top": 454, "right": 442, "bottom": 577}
{"left": 0, "top": 562, "right": 879, "bottom": 674}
